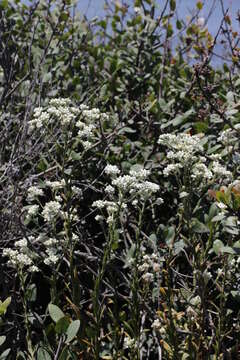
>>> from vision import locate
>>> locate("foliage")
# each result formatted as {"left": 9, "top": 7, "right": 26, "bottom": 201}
{"left": 1, "top": 0, "right": 240, "bottom": 359}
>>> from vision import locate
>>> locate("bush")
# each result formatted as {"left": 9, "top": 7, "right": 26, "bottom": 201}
{"left": 1, "top": 0, "right": 240, "bottom": 359}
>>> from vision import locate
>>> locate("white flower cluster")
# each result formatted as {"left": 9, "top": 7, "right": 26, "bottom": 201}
{"left": 29, "top": 99, "right": 110, "bottom": 151}
{"left": 219, "top": 128, "right": 237, "bottom": 145}
{"left": 45, "top": 179, "right": 66, "bottom": 190}
{"left": 44, "top": 238, "right": 58, "bottom": 246}
{"left": 93, "top": 200, "right": 121, "bottom": 225}
{"left": 159, "top": 132, "right": 233, "bottom": 185}
{"left": 80, "top": 104, "right": 109, "bottom": 122}
{"left": 76, "top": 105, "right": 109, "bottom": 149}
{"left": 191, "top": 163, "right": 212, "bottom": 181}
{"left": 159, "top": 133, "right": 205, "bottom": 178}
{"left": 123, "top": 336, "right": 136, "bottom": 349}
{"left": 3, "top": 236, "right": 39, "bottom": 272}
{"left": 93, "top": 165, "right": 161, "bottom": 224}
{"left": 211, "top": 161, "right": 232, "bottom": 180}
{"left": 29, "top": 108, "right": 50, "bottom": 130}
{"left": 42, "top": 200, "right": 61, "bottom": 222}
{"left": 61, "top": 207, "right": 79, "bottom": 222}
{"left": 110, "top": 166, "right": 160, "bottom": 199}
{"left": 163, "top": 163, "right": 182, "bottom": 176}
{"left": 152, "top": 318, "right": 162, "bottom": 331}
{"left": 29, "top": 98, "right": 79, "bottom": 131}
{"left": 158, "top": 133, "right": 203, "bottom": 163}
{"left": 44, "top": 248, "right": 60, "bottom": 266}
{"left": 104, "top": 164, "right": 120, "bottom": 176}
{"left": 25, "top": 204, "right": 39, "bottom": 222}
{"left": 43, "top": 233, "right": 78, "bottom": 266}
{"left": 27, "top": 186, "right": 44, "bottom": 201}
{"left": 138, "top": 253, "right": 161, "bottom": 283}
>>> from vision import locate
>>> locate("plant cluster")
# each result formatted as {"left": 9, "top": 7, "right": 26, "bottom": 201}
{"left": 1, "top": 0, "right": 240, "bottom": 359}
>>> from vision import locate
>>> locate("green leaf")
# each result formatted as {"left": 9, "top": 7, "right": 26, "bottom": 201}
{"left": 165, "top": 226, "right": 175, "bottom": 244}
{"left": 196, "top": 2, "right": 203, "bottom": 10}
{"left": 42, "top": 72, "right": 52, "bottom": 83}
{"left": 0, "top": 0, "right": 8, "bottom": 9}
{"left": 211, "top": 214, "right": 225, "bottom": 222}
{"left": 0, "top": 336, "right": 6, "bottom": 347}
{"left": 213, "top": 239, "right": 235, "bottom": 254}
{"left": 231, "top": 290, "right": 240, "bottom": 302}
{"left": 171, "top": 109, "right": 194, "bottom": 126}
{"left": 37, "top": 158, "right": 48, "bottom": 172}
{"left": 48, "top": 304, "right": 65, "bottom": 323}
{"left": 170, "top": 0, "right": 176, "bottom": 11}
{"left": 118, "top": 127, "right": 136, "bottom": 134}
{"left": 207, "top": 144, "right": 222, "bottom": 154}
{"left": 176, "top": 20, "right": 182, "bottom": 30}
{"left": 58, "top": 346, "right": 69, "bottom": 360}
{"left": 55, "top": 316, "right": 70, "bottom": 334}
{"left": 37, "top": 348, "right": 52, "bottom": 360}
{"left": 0, "top": 349, "right": 11, "bottom": 360}
{"left": 70, "top": 151, "right": 82, "bottom": 161}
{"left": 192, "top": 219, "right": 209, "bottom": 233}
{"left": 173, "top": 239, "right": 186, "bottom": 255}
{"left": 0, "top": 297, "right": 11, "bottom": 316}
{"left": 166, "top": 24, "right": 173, "bottom": 38}
{"left": 66, "top": 320, "right": 80, "bottom": 343}
{"left": 194, "top": 121, "right": 208, "bottom": 133}
{"left": 215, "top": 191, "right": 227, "bottom": 204}
{"left": 26, "top": 284, "right": 37, "bottom": 302}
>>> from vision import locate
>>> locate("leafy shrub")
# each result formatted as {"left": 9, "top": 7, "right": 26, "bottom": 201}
{"left": 1, "top": 0, "right": 240, "bottom": 359}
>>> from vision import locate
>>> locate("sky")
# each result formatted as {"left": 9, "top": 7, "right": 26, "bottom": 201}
{"left": 77, "top": 0, "right": 239, "bottom": 34}
{"left": 76, "top": 0, "right": 239, "bottom": 64}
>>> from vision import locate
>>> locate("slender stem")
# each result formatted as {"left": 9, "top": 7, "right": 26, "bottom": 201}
{"left": 19, "top": 270, "right": 35, "bottom": 359}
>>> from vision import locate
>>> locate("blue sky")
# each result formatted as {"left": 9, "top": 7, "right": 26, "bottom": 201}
{"left": 77, "top": 0, "right": 239, "bottom": 34}
{"left": 77, "top": 0, "right": 239, "bottom": 64}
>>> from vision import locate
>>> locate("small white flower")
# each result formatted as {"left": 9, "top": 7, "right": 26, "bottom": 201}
{"left": 15, "top": 239, "right": 28, "bottom": 248}
{"left": 138, "top": 262, "right": 149, "bottom": 272}
{"left": 29, "top": 265, "right": 39, "bottom": 272}
{"left": 44, "top": 238, "right": 58, "bottom": 246}
{"left": 129, "top": 168, "right": 150, "bottom": 180}
{"left": 3, "top": 248, "right": 34, "bottom": 268}
{"left": 26, "top": 205, "right": 39, "bottom": 220}
{"left": 179, "top": 191, "right": 189, "bottom": 198}
{"left": 95, "top": 215, "right": 104, "bottom": 221}
{"left": 156, "top": 197, "right": 164, "bottom": 205}
{"left": 132, "top": 199, "right": 138, "bottom": 206}
{"left": 44, "top": 249, "right": 59, "bottom": 265}
{"left": 143, "top": 254, "right": 151, "bottom": 262}
{"left": 27, "top": 186, "right": 43, "bottom": 201}
{"left": 105, "top": 185, "right": 115, "bottom": 195}
{"left": 216, "top": 202, "right": 227, "bottom": 210}
{"left": 152, "top": 262, "right": 161, "bottom": 272}
{"left": 142, "top": 272, "right": 154, "bottom": 282}
{"left": 44, "top": 255, "right": 59, "bottom": 265}
{"left": 197, "top": 17, "right": 205, "bottom": 27}
{"left": 152, "top": 318, "right": 161, "bottom": 330}
{"left": 192, "top": 163, "right": 212, "bottom": 181}
{"left": 72, "top": 186, "right": 82, "bottom": 196}
{"left": 163, "top": 163, "right": 182, "bottom": 176}
{"left": 104, "top": 164, "right": 120, "bottom": 176}
{"left": 123, "top": 336, "right": 135, "bottom": 349}
{"left": 106, "top": 214, "right": 114, "bottom": 225}
{"left": 81, "top": 140, "right": 92, "bottom": 149}
{"left": 212, "top": 161, "right": 232, "bottom": 180}
{"left": 45, "top": 179, "right": 66, "bottom": 190}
